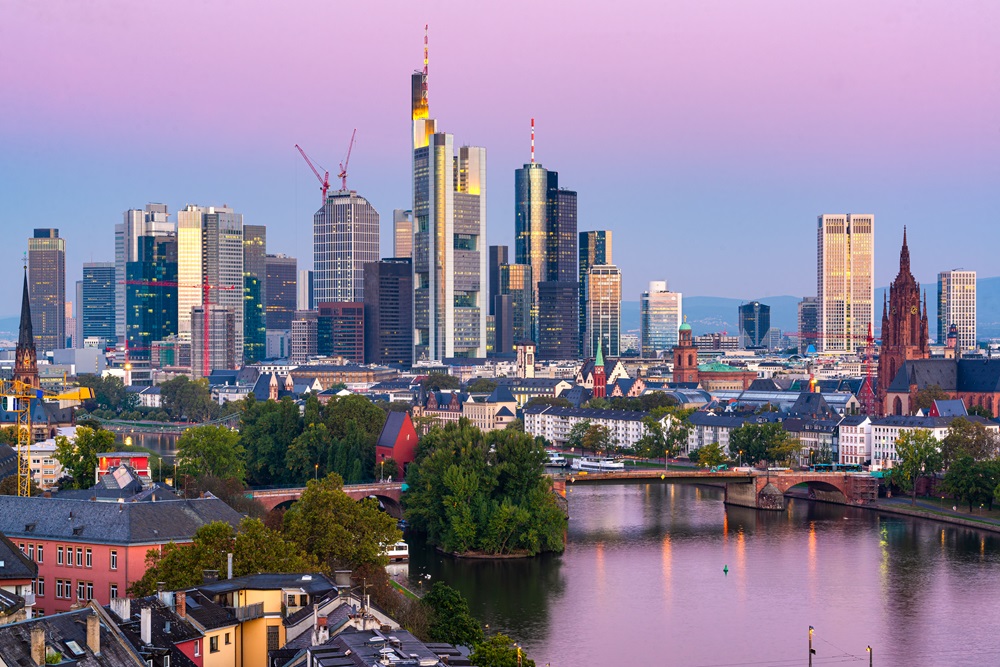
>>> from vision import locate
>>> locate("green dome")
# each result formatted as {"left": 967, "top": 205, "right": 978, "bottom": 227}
{"left": 679, "top": 322, "right": 692, "bottom": 331}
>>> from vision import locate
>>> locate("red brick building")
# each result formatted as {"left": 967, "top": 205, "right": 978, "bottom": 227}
{"left": 376, "top": 412, "right": 419, "bottom": 476}
{"left": 0, "top": 496, "right": 242, "bottom": 616}
{"left": 672, "top": 320, "right": 699, "bottom": 384}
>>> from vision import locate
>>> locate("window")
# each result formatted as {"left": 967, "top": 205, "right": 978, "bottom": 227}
{"left": 56, "top": 580, "right": 64, "bottom": 599}
{"left": 110, "top": 550, "right": 118, "bottom": 571}
{"left": 286, "top": 594, "right": 295, "bottom": 608}
{"left": 86, "top": 582, "right": 93, "bottom": 600}
{"left": 27, "top": 545, "right": 33, "bottom": 560}
{"left": 35, "top": 578, "right": 44, "bottom": 597}
{"left": 194, "top": 640, "right": 200, "bottom": 657}
{"left": 36, "top": 545, "right": 43, "bottom": 563}
{"left": 225, "top": 632, "right": 231, "bottom": 645}
{"left": 77, "top": 581, "right": 85, "bottom": 600}
{"left": 76, "top": 548, "right": 83, "bottom": 567}
{"left": 110, "top": 583, "right": 118, "bottom": 598}
{"left": 210, "top": 636, "right": 219, "bottom": 653}
{"left": 57, "top": 547, "right": 63, "bottom": 566}
{"left": 267, "top": 626, "right": 279, "bottom": 652}
{"left": 85, "top": 549, "right": 92, "bottom": 568}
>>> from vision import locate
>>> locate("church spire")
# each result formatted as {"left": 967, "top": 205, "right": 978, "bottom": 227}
{"left": 595, "top": 338, "right": 604, "bottom": 368}
{"left": 14, "top": 267, "right": 39, "bottom": 389}
{"left": 17, "top": 268, "right": 33, "bottom": 350}
{"left": 899, "top": 226, "right": 910, "bottom": 275}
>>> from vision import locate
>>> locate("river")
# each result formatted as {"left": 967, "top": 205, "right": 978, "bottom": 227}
{"left": 407, "top": 482, "right": 1000, "bottom": 666}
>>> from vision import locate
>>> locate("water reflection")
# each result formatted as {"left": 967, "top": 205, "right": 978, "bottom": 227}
{"left": 410, "top": 483, "right": 1000, "bottom": 666}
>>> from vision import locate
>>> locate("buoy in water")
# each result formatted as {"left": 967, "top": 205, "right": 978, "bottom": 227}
{"left": 723, "top": 565, "right": 729, "bottom": 575}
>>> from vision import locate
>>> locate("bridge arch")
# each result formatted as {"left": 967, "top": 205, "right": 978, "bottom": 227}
{"left": 782, "top": 480, "right": 847, "bottom": 504}
{"left": 362, "top": 494, "right": 403, "bottom": 519}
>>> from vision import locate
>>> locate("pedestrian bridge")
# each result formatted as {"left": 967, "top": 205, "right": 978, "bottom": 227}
{"left": 550, "top": 469, "right": 878, "bottom": 511}
{"left": 249, "top": 482, "right": 404, "bottom": 517}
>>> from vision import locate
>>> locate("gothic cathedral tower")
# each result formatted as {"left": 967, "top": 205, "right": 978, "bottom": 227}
{"left": 14, "top": 269, "right": 39, "bottom": 390}
{"left": 876, "top": 228, "right": 928, "bottom": 414}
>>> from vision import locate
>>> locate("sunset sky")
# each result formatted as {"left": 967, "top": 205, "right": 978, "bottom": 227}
{"left": 2, "top": 0, "right": 997, "bottom": 317}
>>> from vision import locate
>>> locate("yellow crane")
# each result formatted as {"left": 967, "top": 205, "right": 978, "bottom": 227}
{"left": 0, "top": 379, "right": 93, "bottom": 496}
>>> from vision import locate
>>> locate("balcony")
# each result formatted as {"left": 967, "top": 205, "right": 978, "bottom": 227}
{"left": 231, "top": 602, "right": 264, "bottom": 621}
{"left": 23, "top": 592, "right": 36, "bottom": 607}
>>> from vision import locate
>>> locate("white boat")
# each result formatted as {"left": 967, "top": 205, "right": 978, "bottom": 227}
{"left": 384, "top": 541, "right": 409, "bottom": 562}
{"left": 546, "top": 451, "right": 568, "bottom": 467}
{"left": 571, "top": 456, "right": 625, "bottom": 472}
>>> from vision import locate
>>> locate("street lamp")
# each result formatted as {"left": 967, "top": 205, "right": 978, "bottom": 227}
{"left": 314, "top": 463, "right": 319, "bottom": 480}
{"left": 739, "top": 450, "right": 743, "bottom": 467}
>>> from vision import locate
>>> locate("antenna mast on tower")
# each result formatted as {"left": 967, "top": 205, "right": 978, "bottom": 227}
{"left": 530, "top": 118, "right": 535, "bottom": 164}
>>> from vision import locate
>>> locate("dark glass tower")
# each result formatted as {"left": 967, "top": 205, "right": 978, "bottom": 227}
{"left": 739, "top": 301, "right": 771, "bottom": 349}
{"left": 80, "top": 262, "right": 116, "bottom": 343}
{"left": 488, "top": 245, "right": 508, "bottom": 317}
{"left": 364, "top": 258, "right": 413, "bottom": 366}
{"left": 28, "top": 228, "right": 66, "bottom": 353}
{"left": 126, "top": 236, "right": 178, "bottom": 363}
{"left": 264, "top": 254, "right": 297, "bottom": 330}
{"left": 538, "top": 281, "right": 579, "bottom": 360}
{"left": 244, "top": 275, "right": 266, "bottom": 363}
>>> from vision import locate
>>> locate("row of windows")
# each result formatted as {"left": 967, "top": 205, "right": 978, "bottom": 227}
{"left": 49, "top": 578, "right": 96, "bottom": 601}
{"left": 19, "top": 544, "right": 119, "bottom": 570}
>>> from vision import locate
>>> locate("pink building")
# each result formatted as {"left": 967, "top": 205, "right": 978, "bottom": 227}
{"left": 0, "top": 495, "right": 242, "bottom": 617}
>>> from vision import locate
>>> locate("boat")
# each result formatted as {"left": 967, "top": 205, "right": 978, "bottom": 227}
{"left": 546, "top": 451, "right": 568, "bottom": 467}
{"left": 571, "top": 456, "right": 625, "bottom": 472}
{"left": 384, "top": 541, "right": 409, "bottom": 562}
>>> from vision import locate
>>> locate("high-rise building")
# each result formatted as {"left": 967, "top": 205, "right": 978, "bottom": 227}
{"left": 191, "top": 305, "right": 235, "bottom": 377}
{"left": 411, "top": 39, "right": 487, "bottom": 361}
{"left": 364, "top": 258, "right": 413, "bottom": 366}
{"left": 126, "top": 236, "right": 178, "bottom": 383}
{"left": 493, "top": 294, "right": 514, "bottom": 356}
{"left": 297, "top": 270, "right": 314, "bottom": 311}
{"left": 243, "top": 225, "right": 267, "bottom": 283}
{"left": 514, "top": 151, "right": 577, "bottom": 338}
{"left": 80, "top": 262, "right": 116, "bottom": 344}
{"left": 584, "top": 264, "right": 621, "bottom": 358}
{"left": 244, "top": 275, "right": 266, "bottom": 364}
{"left": 317, "top": 302, "right": 365, "bottom": 363}
{"left": 641, "top": 281, "right": 682, "bottom": 358}
{"left": 313, "top": 190, "right": 379, "bottom": 304}
{"left": 738, "top": 301, "right": 771, "bottom": 349}
{"left": 537, "top": 281, "right": 579, "bottom": 360}
{"left": 393, "top": 209, "right": 413, "bottom": 259}
{"left": 579, "top": 231, "right": 612, "bottom": 356}
{"left": 938, "top": 269, "right": 976, "bottom": 351}
{"left": 291, "top": 310, "right": 318, "bottom": 364}
{"left": 116, "top": 204, "right": 173, "bottom": 345}
{"left": 177, "top": 205, "right": 244, "bottom": 361}
{"left": 500, "top": 264, "right": 533, "bottom": 344}
{"left": 28, "top": 229, "right": 66, "bottom": 353}
{"left": 797, "top": 296, "right": 820, "bottom": 355}
{"left": 817, "top": 214, "right": 874, "bottom": 353}
{"left": 64, "top": 301, "right": 75, "bottom": 349}
{"left": 488, "top": 245, "right": 508, "bottom": 317}
{"left": 261, "top": 254, "right": 297, "bottom": 331}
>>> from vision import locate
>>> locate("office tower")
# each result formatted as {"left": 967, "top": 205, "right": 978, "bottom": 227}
{"left": 177, "top": 205, "right": 244, "bottom": 361}
{"left": 313, "top": 190, "right": 380, "bottom": 304}
{"left": 938, "top": 269, "right": 976, "bottom": 351}
{"left": 262, "top": 254, "right": 297, "bottom": 330}
{"left": 641, "top": 281, "right": 683, "bottom": 358}
{"left": 80, "top": 262, "right": 117, "bottom": 345}
{"left": 28, "top": 229, "right": 66, "bottom": 353}
{"left": 244, "top": 275, "right": 265, "bottom": 363}
{"left": 817, "top": 214, "right": 874, "bottom": 353}
{"left": 494, "top": 294, "right": 514, "bottom": 356}
{"left": 488, "top": 245, "right": 508, "bottom": 317}
{"left": 500, "top": 264, "right": 533, "bottom": 344}
{"left": 798, "top": 296, "right": 820, "bottom": 355}
{"left": 116, "top": 204, "right": 173, "bottom": 345}
{"left": 191, "top": 305, "right": 235, "bottom": 377}
{"left": 411, "top": 38, "right": 487, "bottom": 361}
{"left": 364, "top": 258, "right": 413, "bottom": 366}
{"left": 126, "top": 236, "right": 178, "bottom": 383}
{"left": 243, "top": 225, "right": 267, "bottom": 282}
{"left": 75, "top": 282, "right": 83, "bottom": 348}
{"left": 584, "top": 264, "right": 621, "bottom": 358}
{"left": 738, "top": 301, "right": 771, "bottom": 349}
{"left": 514, "top": 145, "right": 577, "bottom": 338}
{"left": 537, "top": 281, "right": 580, "bottom": 360}
{"left": 291, "top": 310, "right": 318, "bottom": 364}
{"left": 579, "top": 230, "right": 612, "bottom": 355}
{"left": 298, "top": 270, "right": 314, "bottom": 311}
{"left": 393, "top": 209, "right": 413, "bottom": 259}
{"left": 64, "top": 301, "right": 75, "bottom": 349}
{"left": 317, "top": 302, "right": 365, "bottom": 363}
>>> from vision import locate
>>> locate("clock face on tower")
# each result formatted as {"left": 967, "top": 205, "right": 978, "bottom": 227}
{"left": 911, "top": 305, "right": 918, "bottom": 315}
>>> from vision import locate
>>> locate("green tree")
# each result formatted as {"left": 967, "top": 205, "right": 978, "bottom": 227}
{"left": 0, "top": 475, "right": 40, "bottom": 496}
{"left": 323, "top": 394, "right": 387, "bottom": 442}
{"left": 940, "top": 418, "right": 999, "bottom": 467}
{"left": 585, "top": 397, "right": 610, "bottom": 409}
{"left": 240, "top": 395, "right": 303, "bottom": 486}
{"left": 912, "top": 384, "right": 949, "bottom": 414}
{"left": 176, "top": 425, "right": 246, "bottom": 482}
{"left": 967, "top": 404, "right": 993, "bottom": 419}
{"left": 566, "top": 420, "right": 591, "bottom": 452}
{"left": 422, "top": 373, "right": 461, "bottom": 391}
{"left": 54, "top": 426, "right": 116, "bottom": 489}
{"left": 504, "top": 418, "right": 524, "bottom": 432}
{"left": 524, "top": 396, "right": 573, "bottom": 409}
{"left": 581, "top": 424, "right": 613, "bottom": 455}
{"left": 159, "top": 376, "right": 214, "bottom": 422}
{"left": 636, "top": 415, "right": 691, "bottom": 463}
{"left": 0, "top": 426, "right": 17, "bottom": 445}
{"left": 286, "top": 423, "right": 333, "bottom": 482}
{"left": 729, "top": 422, "right": 798, "bottom": 467}
{"left": 694, "top": 442, "right": 728, "bottom": 468}
{"left": 891, "top": 429, "right": 943, "bottom": 505}
{"left": 943, "top": 455, "right": 997, "bottom": 512}
{"left": 422, "top": 582, "right": 484, "bottom": 647}
{"left": 469, "top": 634, "right": 536, "bottom": 667}
{"left": 283, "top": 473, "right": 401, "bottom": 569}
{"left": 129, "top": 519, "right": 315, "bottom": 596}
{"left": 467, "top": 378, "right": 498, "bottom": 393}
{"left": 78, "top": 375, "right": 133, "bottom": 413}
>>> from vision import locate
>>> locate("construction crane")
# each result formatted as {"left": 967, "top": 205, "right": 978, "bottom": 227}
{"left": 122, "top": 279, "right": 238, "bottom": 378}
{"left": 295, "top": 144, "right": 330, "bottom": 205}
{"left": 337, "top": 129, "right": 357, "bottom": 191}
{"left": 0, "top": 379, "right": 93, "bottom": 496}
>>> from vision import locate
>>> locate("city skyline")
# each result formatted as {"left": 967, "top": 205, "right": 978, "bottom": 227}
{"left": 2, "top": 2, "right": 998, "bottom": 319}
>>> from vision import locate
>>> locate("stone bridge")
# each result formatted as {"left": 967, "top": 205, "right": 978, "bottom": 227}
{"left": 250, "top": 482, "right": 404, "bottom": 517}
{"left": 551, "top": 469, "right": 878, "bottom": 511}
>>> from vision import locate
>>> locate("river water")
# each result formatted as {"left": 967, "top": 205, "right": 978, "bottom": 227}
{"left": 407, "top": 482, "right": 1000, "bottom": 666}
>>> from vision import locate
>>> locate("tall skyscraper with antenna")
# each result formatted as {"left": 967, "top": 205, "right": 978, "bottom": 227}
{"left": 411, "top": 26, "right": 487, "bottom": 361}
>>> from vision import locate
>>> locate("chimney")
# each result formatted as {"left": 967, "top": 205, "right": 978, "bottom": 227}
{"left": 31, "top": 626, "right": 45, "bottom": 666}
{"left": 202, "top": 569, "right": 218, "bottom": 584}
{"left": 140, "top": 607, "right": 152, "bottom": 645}
{"left": 110, "top": 597, "right": 131, "bottom": 621}
{"left": 227, "top": 552, "right": 233, "bottom": 580}
{"left": 86, "top": 613, "right": 101, "bottom": 655}
{"left": 176, "top": 590, "right": 186, "bottom": 618}
{"left": 156, "top": 582, "right": 165, "bottom": 594}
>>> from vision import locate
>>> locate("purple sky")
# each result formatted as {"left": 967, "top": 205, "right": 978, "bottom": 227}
{"left": 2, "top": 0, "right": 998, "bottom": 318}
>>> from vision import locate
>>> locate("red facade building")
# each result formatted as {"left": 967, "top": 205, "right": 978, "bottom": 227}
{"left": 672, "top": 320, "right": 699, "bottom": 384}
{"left": 376, "top": 412, "right": 419, "bottom": 476}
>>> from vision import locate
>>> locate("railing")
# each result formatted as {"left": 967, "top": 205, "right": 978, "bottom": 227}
{"left": 232, "top": 602, "right": 264, "bottom": 621}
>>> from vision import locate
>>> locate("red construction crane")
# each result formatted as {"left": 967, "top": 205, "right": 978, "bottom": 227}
{"left": 337, "top": 129, "right": 357, "bottom": 191}
{"left": 295, "top": 144, "right": 330, "bottom": 204}
{"left": 122, "top": 279, "right": 238, "bottom": 377}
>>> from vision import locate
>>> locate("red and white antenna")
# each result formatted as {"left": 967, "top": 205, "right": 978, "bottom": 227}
{"left": 530, "top": 118, "right": 535, "bottom": 164}
{"left": 422, "top": 24, "right": 429, "bottom": 102}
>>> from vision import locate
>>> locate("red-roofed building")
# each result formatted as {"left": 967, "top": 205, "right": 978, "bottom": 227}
{"left": 376, "top": 412, "right": 418, "bottom": 476}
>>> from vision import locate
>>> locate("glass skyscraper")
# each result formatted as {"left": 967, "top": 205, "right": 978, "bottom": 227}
{"left": 641, "top": 281, "right": 682, "bottom": 358}
{"left": 313, "top": 190, "right": 380, "bottom": 304}
{"left": 116, "top": 204, "right": 173, "bottom": 345}
{"left": 738, "top": 300, "right": 770, "bottom": 349}
{"left": 125, "top": 236, "right": 178, "bottom": 368}
{"left": 817, "top": 214, "right": 874, "bottom": 353}
{"left": 500, "top": 264, "right": 533, "bottom": 344}
{"left": 265, "top": 254, "right": 297, "bottom": 330}
{"left": 584, "top": 264, "right": 622, "bottom": 358}
{"left": 80, "top": 262, "right": 116, "bottom": 344}
{"left": 579, "top": 230, "right": 612, "bottom": 356}
{"left": 28, "top": 228, "right": 66, "bottom": 353}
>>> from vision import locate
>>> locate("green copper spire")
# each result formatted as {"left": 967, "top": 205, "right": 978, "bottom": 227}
{"left": 595, "top": 338, "right": 604, "bottom": 368}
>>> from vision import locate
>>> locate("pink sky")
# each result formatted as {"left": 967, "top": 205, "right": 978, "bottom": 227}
{"left": 1, "top": 0, "right": 998, "bottom": 316}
